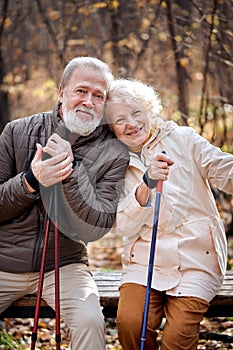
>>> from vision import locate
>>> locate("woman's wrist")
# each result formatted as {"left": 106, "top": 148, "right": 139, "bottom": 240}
{"left": 135, "top": 182, "right": 151, "bottom": 207}
{"left": 143, "top": 169, "right": 158, "bottom": 189}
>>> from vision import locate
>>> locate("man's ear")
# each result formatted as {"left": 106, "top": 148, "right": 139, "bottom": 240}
{"left": 58, "top": 86, "right": 63, "bottom": 103}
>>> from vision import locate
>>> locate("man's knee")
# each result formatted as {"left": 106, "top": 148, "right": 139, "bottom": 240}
{"left": 61, "top": 294, "right": 105, "bottom": 330}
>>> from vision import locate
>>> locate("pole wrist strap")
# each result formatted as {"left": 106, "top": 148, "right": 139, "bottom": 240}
{"left": 143, "top": 170, "right": 158, "bottom": 189}
{"left": 25, "top": 165, "right": 40, "bottom": 191}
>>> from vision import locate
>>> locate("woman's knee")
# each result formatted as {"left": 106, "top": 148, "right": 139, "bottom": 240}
{"left": 117, "top": 308, "right": 142, "bottom": 337}
{"left": 162, "top": 324, "right": 199, "bottom": 350}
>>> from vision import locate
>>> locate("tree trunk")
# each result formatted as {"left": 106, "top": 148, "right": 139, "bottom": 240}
{"left": 166, "top": 0, "right": 189, "bottom": 125}
{"left": 0, "top": 90, "right": 9, "bottom": 133}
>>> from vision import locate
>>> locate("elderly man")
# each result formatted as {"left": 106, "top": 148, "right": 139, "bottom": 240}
{"left": 0, "top": 57, "right": 129, "bottom": 349}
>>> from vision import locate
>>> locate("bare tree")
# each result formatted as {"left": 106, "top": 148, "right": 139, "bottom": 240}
{"left": 0, "top": 0, "right": 232, "bottom": 148}
{"left": 0, "top": 0, "right": 10, "bottom": 132}
{"left": 165, "top": 0, "right": 190, "bottom": 125}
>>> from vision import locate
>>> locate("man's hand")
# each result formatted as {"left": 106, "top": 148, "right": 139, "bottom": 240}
{"left": 31, "top": 142, "right": 73, "bottom": 187}
{"left": 43, "top": 133, "right": 74, "bottom": 161}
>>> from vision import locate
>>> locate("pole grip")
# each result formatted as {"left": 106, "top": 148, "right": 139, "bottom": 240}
{"left": 156, "top": 180, "right": 163, "bottom": 193}
{"left": 156, "top": 151, "right": 166, "bottom": 193}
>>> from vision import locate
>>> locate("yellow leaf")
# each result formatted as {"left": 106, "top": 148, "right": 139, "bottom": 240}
{"left": 161, "top": 1, "right": 167, "bottom": 8}
{"left": 118, "top": 32, "right": 142, "bottom": 53}
{"left": 4, "top": 17, "right": 12, "bottom": 28}
{"left": 206, "top": 14, "right": 212, "bottom": 24}
{"left": 141, "top": 18, "right": 151, "bottom": 31}
{"left": 179, "top": 57, "right": 189, "bottom": 67}
{"left": 68, "top": 39, "right": 85, "bottom": 46}
{"left": 93, "top": 2, "right": 107, "bottom": 9}
{"left": 213, "top": 14, "right": 219, "bottom": 26}
{"left": 175, "top": 35, "right": 182, "bottom": 42}
{"left": 107, "top": 0, "right": 120, "bottom": 10}
{"left": 42, "top": 80, "right": 55, "bottom": 89}
{"left": 78, "top": 6, "right": 90, "bottom": 15}
{"left": 192, "top": 22, "right": 200, "bottom": 29}
{"left": 47, "top": 9, "right": 60, "bottom": 21}
{"left": 158, "top": 32, "right": 168, "bottom": 42}
{"left": 211, "top": 33, "right": 217, "bottom": 43}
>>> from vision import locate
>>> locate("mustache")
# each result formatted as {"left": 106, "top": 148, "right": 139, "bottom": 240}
{"left": 75, "top": 107, "right": 96, "bottom": 118}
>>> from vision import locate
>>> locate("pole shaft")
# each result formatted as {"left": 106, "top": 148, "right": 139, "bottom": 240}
{"left": 54, "top": 185, "right": 61, "bottom": 349}
{"left": 30, "top": 216, "right": 51, "bottom": 350}
{"left": 140, "top": 180, "right": 163, "bottom": 350}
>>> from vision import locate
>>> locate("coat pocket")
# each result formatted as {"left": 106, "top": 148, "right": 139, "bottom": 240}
{"left": 179, "top": 219, "right": 224, "bottom": 275}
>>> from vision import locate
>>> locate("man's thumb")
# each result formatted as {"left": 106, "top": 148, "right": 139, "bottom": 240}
{"left": 34, "top": 143, "right": 43, "bottom": 161}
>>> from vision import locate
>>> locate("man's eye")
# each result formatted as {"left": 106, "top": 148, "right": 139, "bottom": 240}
{"left": 93, "top": 94, "right": 104, "bottom": 102}
{"left": 77, "top": 89, "right": 86, "bottom": 94}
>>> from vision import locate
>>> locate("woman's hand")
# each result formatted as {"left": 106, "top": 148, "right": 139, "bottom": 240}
{"left": 135, "top": 153, "right": 174, "bottom": 206}
{"left": 147, "top": 153, "right": 174, "bottom": 181}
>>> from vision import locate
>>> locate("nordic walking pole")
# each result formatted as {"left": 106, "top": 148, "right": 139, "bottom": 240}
{"left": 140, "top": 151, "right": 166, "bottom": 350}
{"left": 30, "top": 195, "right": 52, "bottom": 350}
{"left": 53, "top": 184, "right": 61, "bottom": 349}
{"left": 31, "top": 184, "right": 61, "bottom": 349}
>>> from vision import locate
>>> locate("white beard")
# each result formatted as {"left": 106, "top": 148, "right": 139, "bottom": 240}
{"left": 62, "top": 103, "right": 101, "bottom": 136}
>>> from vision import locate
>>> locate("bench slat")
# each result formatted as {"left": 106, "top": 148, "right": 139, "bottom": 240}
{"left": 1, "top": 270, "right": 233, "bottom": 319}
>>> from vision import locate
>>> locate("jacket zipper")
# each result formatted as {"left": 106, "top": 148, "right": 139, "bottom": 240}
{"left": 32, "top": 203, "right": 46, "bottom": 271}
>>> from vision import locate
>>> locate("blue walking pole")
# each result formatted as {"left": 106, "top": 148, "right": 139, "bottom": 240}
{"left": 140, "top": 170, "right": 164, "bottom": 350}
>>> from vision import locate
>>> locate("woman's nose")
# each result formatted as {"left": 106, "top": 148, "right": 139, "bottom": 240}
{"left": 126, "top": 116, "right": 138, "bottom": 127}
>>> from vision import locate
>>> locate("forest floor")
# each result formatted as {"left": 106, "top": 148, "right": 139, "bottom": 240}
{"left": 1, "top": 232, "right": 233, "bottom": 349}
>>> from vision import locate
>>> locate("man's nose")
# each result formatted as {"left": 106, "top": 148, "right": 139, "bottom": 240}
{"left": 82, "top": 93, "right": 94, "bottom": 107}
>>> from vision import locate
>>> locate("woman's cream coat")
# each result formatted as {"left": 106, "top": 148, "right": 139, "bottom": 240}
{"left": 114, "top": 120, "right": 233, "bottom": 302}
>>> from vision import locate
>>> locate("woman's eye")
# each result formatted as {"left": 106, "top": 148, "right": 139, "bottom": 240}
{"left": 115, "top": 118, "right": 125, "bottom": 125}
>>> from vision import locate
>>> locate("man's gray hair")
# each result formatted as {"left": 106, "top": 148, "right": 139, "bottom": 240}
{"left": 60, "top": 56, "right": 114, "bottom": 92}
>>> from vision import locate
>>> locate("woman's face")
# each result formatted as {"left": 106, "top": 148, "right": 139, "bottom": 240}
{"left": 108, "top": 101, "right": 151, "bottom": 148}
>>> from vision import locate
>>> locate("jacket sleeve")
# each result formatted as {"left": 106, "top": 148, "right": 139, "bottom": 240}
{"left": 189, "top": 128, "right": 233, "bottom": 194}
{"left": 41, "top": 139, "right": 129, "bottom": 243}
{"left": 112, "top": 181, "right": 155, "bottom": 238}
{"left": 0, "top": 123, "right": 39, "bottom": 222}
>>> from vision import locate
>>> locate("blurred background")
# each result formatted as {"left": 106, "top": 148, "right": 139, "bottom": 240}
{"left": 0, "top": 1, "right": 233, "bottom": 348}
{"left": 0, "top": 0, "right": 232, "bottom": 145}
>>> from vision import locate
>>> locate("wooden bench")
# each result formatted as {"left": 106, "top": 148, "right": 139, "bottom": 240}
{"left": 1, "top": 270, "right": 233, "bottom": 320}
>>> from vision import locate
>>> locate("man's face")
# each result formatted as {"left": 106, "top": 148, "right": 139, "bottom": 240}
{"left": 59, "top": 67, "right": 108, "bottom": 135}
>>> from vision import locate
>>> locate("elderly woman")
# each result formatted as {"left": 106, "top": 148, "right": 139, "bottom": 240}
{"left": 104, "top": 78, "right": 233, "bottom": 350}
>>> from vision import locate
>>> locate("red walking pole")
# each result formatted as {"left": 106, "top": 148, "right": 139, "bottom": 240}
{"left": 31, "top": 185, "right": 61, "bottom": 349}
{"left": 30, "top": 196, "right": 52, "bottom": 350}
{"left": 54, "top": 185, "right": 61, "bottom": 349}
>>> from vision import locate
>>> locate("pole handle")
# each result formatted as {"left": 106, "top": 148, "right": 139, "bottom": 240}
{"left": 156, "top": 150, "right": 167, "bottom": 193}
{"left": 156, "top": 180, "right": 163, "bottom": 193}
